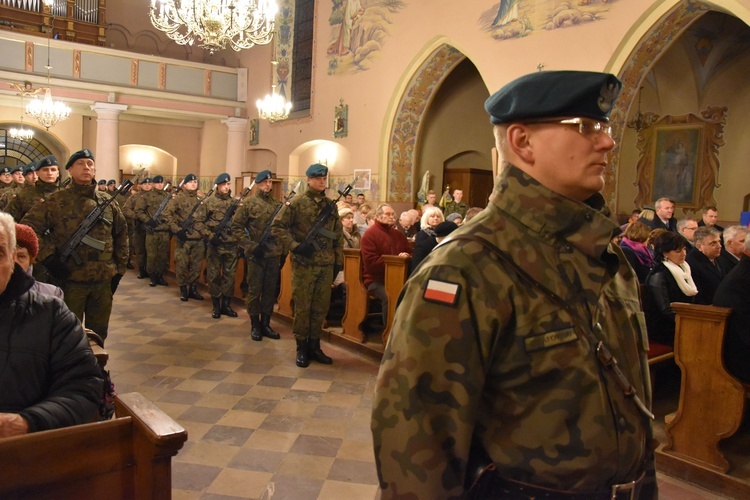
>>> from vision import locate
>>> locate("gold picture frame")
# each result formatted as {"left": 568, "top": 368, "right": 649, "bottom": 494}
{"left": 633, "top": 106, "right": 726, "bottom": 213}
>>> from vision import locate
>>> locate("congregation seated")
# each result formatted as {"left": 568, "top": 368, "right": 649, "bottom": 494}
{"left": 395, "top": 210, "right": 416, "bottom": 238}
{"left": 14, "top": 222, "right": 64, "bottom": 299}
{"left": 644, "top": 231, "right": 697, "bottom": 346}
{"left": 0, "top": 213, "right": 102, "bottom": 438}
{"left": 354, "top": 203, "right": 371, "bottom": 235}
{"left": 716, "top": 224, "right": 748, "bottom": 274}
{"left": 676, "top": 217, "right": 698, "bottom": 251}
{"left": 410, "top": 206, "right": 445, "bottom": 274}
{"left": 697, "top": 205, "right": 725, "bottom": 233}
{"left": 618, "top": 220, "right": 653, "bottom": 283}
{"left": 644, "top": 197, "right": 677, "bottom": 232}
{"left": 686, "top": 226, "right": 724, "bottom": 305}
{"left": 713, "top": 236, "right": 750, "bottom": 384}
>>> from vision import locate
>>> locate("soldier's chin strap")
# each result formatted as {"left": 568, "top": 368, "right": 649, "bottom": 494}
{"left": 445, "top": 234, "right": 655, "bottom": 421}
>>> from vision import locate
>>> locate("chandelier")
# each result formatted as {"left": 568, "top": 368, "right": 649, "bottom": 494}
{"left": 149, "top": 0, "right": 278, "bottom": 54}
{"left": 257, "top": 84, "right": 291, "bottom": 122}
{"left": 9, "top": 125, "right": 34, "bottom": 141}
{"left": 26, "top": 88, "right": 71, "bottom": 130}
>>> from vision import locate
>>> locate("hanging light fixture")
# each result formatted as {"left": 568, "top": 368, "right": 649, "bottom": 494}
{"left": 149, "top": 0, "right": 278, "bottom": 54}
{"left": 257, "top": 60, "right": 291, "bottom": 122}
{"left": 9, "top": 125, "right": 35, "bottom": 142}
{"left": 25, "top": 1, "right": 71, "bottom": 130}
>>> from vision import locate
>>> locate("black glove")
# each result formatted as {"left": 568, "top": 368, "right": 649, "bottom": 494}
{"left": 175, "top": 229, "right": 188, "bottom": 242}
{"left": 43, "top": 254, "right": 70, "bottom": 281}
{"left": 292, "top": 241, "right": 314, "bottom": 258}
{"left": 110, "top": 273, "right": 123, "bottom": 294}
{"left": 209, "top": 235, "right": 221, "bottom": 247}
{"left": 145, "top": 219, "right": 158, "bottom": 230}
{"left": 251, "top": 243, "right": 267, "bottom": 259}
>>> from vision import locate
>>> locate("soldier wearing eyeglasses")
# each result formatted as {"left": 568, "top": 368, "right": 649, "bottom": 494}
{"left": 373, "top": 71, "right": 656, "bottom": 499}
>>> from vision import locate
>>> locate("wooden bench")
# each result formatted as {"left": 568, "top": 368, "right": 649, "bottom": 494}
{"left": 341, "top": 248, "right": 368, "bottom": 342}
{"left": 0, "top": 392, "right": 187, "bottom": 499}
{"left": 638, "top": 284, "right": 675, "bottom": 367}
{"left": 655, "top": 303, "right": 750, "bottom": 496}
{"left": 382, "top": 254, "right": 411, "bottom": 345}
{"left": 276, "top": 256, "right": 294, "bottom": 322}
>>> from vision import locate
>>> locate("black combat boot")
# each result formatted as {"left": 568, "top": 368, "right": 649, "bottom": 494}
{"left": 260, "top": 314, "right": 281, "bottom": 339}
{"left": 149, "top": 274, "right": 157, "bottom": 287}
{"left": 127, "top": 262, "right": 134, "bottom": 269}
{"left": 211, "top": 297, "right": 221, "bottom": 319}
{"left": 137, "top": 266, "right": 149, "bottom": 279}
{"left": 221, "top": 296, "right": 238, "bottom": 317}
{"left": 155, "top": 273, "right": 168, "bottom": 286}
{"left": 250, "top": 316, "right": 262, "bottom": 341}
{"left": 296, "top": 339, "right": 310, "bottom": 367}
{"left": 188, "top": 283, "right": 204, "bottom": 300}
{"left": 179, "top": 285, "right": 189, "bottom": 302}
{"left": 308, "top": 338, "right": 332, "bottom": 364}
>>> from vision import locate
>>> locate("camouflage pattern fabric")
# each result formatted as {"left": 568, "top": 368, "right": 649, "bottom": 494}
{"left": 164, "top": 189, "right": 206, "bottom": 240}
{"left": 372, "top": 164, "right": 653, "bottom": 498}
{"left": 5, "top": 180, "right": 60, "bottom": 222}
{"left": 135, "top": 189, "right": 172, "bottom": 274}
{"left": 64, "top": 281, "right": 113, "bottom": 340}
{"left": 121, "top": 189, "right": 139, "bottom": 263}
{"left": 232, "top": 190, "right": 284, "bottom": 314}
{"left": 0, "top": 182, "right": 23, "bottom": 211}
{"left": 443, "top": 199, "right": 468, "bottom": 218}
{"left": 271, "top": 188, "right": 343, "bottom": 340}
{"left": 164, "top": 189, "right": 206, "bottom": 286}
{"left": 174, "top": 239, "right": 205, "bottom": 286}
{"left": 145, "top": 232, "right": 170, "bottom": 276}
{"left": 198, "top": 191, "right": 239, "bottom": 297}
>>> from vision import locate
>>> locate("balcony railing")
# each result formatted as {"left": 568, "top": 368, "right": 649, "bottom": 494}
{"left": 0, "top": 0, "right": 106, "bottom": 46}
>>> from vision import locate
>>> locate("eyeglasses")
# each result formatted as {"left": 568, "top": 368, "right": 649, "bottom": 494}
{"left": 524, "top": 117, "right": 612, "bottom": 137}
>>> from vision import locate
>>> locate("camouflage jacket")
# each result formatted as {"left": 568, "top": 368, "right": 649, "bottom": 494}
{"left": 134, "top": 189, "right": 171, "bottom": 231}
{"left": 21, "top": 181, "right": 129, "bottom": 282}
{"left": 198, "top": 190, "right": 239, "bottom": 245}
{"left": 372, "top": 165, "right": 653, "bottom": 498}
{"left": 271, "top": 188, "right": 343, "bottom": 267}
{"left": 231, "top": 189, "right": 283, "bottom": 257}
{"left": 5, "top": 180, "right": 59, "bottom": 222}
{"left": 163, "top": 189, "right": 206, "bottom": 240}
{"left": 0, "top": 182, "right": 24, "bottom": 211}
{"left": 121, "top": 190, "right": 141, "bottom": 222}
{"left": 443, "top": 199, "right": 468, "bottom": 218}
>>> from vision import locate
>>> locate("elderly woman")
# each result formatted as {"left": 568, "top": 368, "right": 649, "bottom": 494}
{"left": 14, "top": 223, "right": 64, "bottom": 299}
{"left": 644, "top": 231, "right": 697, "bottom": 345}
{"left": 618, "top": 220, "right": 653, "bottom": 283}
{"left": 333, "top": 207, "right": 361, "bottom": 288}
{"left": 410, "top": 206, "right": 445, "bottom": 275}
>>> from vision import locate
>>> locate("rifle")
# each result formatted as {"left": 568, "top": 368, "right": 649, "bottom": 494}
{"left": 254, "top": 181, "right": 301, "bottom": 252}
{"left": 45, "top": 173, "right": 143, "bottom": 280}
{"left": 177, "top": 183, "right": 216, "bottom": 240}
{"left": 145, "top": 180, "right": 182, "bottom": 230}
{"left": 295, "top": 177, "right": 358, "bottom": 255}
{"left": 209, "top": 184, "right": 253, "bottom": 246}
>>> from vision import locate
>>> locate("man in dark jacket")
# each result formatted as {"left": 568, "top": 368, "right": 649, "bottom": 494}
{"left": 686, "top": 226, "right": 724, "bottom": 305}
{"left": 0, "top": 213, "right": 102, "bottom": 437}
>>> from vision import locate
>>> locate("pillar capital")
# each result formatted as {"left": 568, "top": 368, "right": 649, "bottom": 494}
{"left": 221, "top": 117, "right": 248, "bottom": 133}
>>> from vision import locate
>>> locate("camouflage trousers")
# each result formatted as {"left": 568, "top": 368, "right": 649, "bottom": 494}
{"left": 133, "top": 226, "right": 147, "bottom": 269}
{"left": 291, "top": 263, "right": 333, "bottom": 342}
{"left": 206, "top": 243, "right": 239, "bottom": 297}
{"left": 126, "top": 218, "right": 135, "bottom": 262}
{"left": 63, "top": 280, "right": 113, "bottom": 341}
{"left": 245, "top": 255, "right": 280, "bottom": 316}
{"left": 175, "top": 239, "right": 205, "bottom": 286}
{"left": 146, "top": 231, "right": 170, "bottom": 275}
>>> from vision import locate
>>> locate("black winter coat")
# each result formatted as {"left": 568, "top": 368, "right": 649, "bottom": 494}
{"left": 644, "top": 262, "right": 695, "bottom": 345}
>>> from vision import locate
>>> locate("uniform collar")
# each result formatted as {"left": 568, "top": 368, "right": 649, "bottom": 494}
{"left": 490, "top": 164, "right": 619, "bottom": 260}
{"left": 71, "top": 180, "right": 98, "bottom": 197}
{"left": 305, "top": 188, "right": 327, "bottom": 202}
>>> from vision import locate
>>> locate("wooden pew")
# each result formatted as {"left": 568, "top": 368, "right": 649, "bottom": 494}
{"left": 276, "top": 256, "right": 294, "bottom": 322}
{"left": 341, "top": 248, "right": 368, "bottom": 342}
{"left": 638, "top": 284, "right": 675, "bottom": 366}
{"left": 0, "top": 392, "right": 187, "bottom": 499}
{"left": 656, "top": 303, "right": 750, "bottom": 496}
{"left": 382, "top": 255, "right": 411, "bottom": 345}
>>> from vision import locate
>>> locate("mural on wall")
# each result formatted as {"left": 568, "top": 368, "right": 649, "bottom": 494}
{"left": 327, "top": 0, "right": 406, "bottom": 75}
{"left": 480, "top": 0, "right": 620, "bottom": 40}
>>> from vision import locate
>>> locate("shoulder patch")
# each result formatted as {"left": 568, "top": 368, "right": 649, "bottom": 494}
{"left": 423, "top": 279, "right": 461, "bottom": 306}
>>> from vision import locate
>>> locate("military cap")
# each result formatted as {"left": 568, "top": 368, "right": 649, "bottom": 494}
{"left": 98, "top": 179, "right": 107, "bottom": 185}
{"left": 36, "top": 156, "right": 58, "bottom": 169}
{"left": 305, "top": 163, "right": 328, "bottom": 178}
{"left": 215, "top": 173, "right": 231, "bottom": 185}
{"left": 152, "top": 175, "right": 164, "bottom": 183}
{"left": 65, "top": 148, "right": 95, "bottom": 169}
{"left": 255, "top": 170, "right": 272, "bottom": 183}
{"left": 0, "top": 167, "right": 11, "bottom": 175}
{"left": 435, "top": 220, "right": 458, "bottom": 237}
{"left": 107, "top": 179, "right": 116, "bottom": 185}
{"left": 141, "top": 177, "right": 153, "bottom": 184}
{"left": 23, "top": 161, "right": 38, "bottom": 175}
{"left": 183, "top": 173, "right": 197, "bottom": 183}
{"left": 11, "top": 165, "right": 23, "bottom": 174}
{"left": 484, "top": 70, "right": 622, "bottom": 125}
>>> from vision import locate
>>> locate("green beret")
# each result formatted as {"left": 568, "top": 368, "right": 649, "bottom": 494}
{"left": 151, "top": 175, "right": 164, "bottom": 183}
{"left": 11, "top": 166, "right": 23, "bottom": 174}
{"left": 65, "top": 148, "right": 94, "bottom": 169}
{"left": 107, "top": 179, "right": 116, "bottom": 185}
{"left": 23, "top": 161, "right": 38, "bottom": 175}
{"left": 484, "top": 71, "right": 622, "bottom": 125}
{"left": 183, "top": 173, "right": 197, "bottom": 183}
{"left": 0, "top": 167, "right": 11, "bottom": 175}
{"left": 256, "top": 170, "right": 272, "bottom": 183}
{"left": 306, "top": 163, "right": 328, "bottom": 178}
{"left": 141, "top": 177, "right": 153, "bottom": 184}
{"left": 98, "top": 179, "right": 107, "bottom": 185}
{"left": 215, "top": 173, "right": 230, "bottom": 185}
{"left": 37, "top": 155, "right": 58, "bottom": 169}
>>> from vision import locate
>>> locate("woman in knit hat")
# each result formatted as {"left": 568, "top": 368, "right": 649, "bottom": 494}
{"left": 14, "top": 223, "right": 64, "bottom": 299}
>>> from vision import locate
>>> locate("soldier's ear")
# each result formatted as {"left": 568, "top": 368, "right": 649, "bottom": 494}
{"left": 506, "top": 124, "right": 535, "bottom": 165}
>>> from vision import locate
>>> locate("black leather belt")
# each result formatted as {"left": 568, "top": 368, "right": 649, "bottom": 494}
{"left": 469, "top": 472, "right": 646, "bottom": 500}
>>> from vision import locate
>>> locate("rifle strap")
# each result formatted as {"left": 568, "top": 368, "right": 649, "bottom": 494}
{"left": 317, "top": 228, "right": 338, "bottom": 239}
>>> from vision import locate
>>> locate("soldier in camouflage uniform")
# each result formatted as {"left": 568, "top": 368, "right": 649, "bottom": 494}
{"left": 0, "top": 165, "right": 25, "bottom": 210}
{"left": 198, "top": 173, "right": 239, "bottom": 318}
{"left": 126, "top": 178, "right": 152, "bottom": 278}
{"left": 21, "top": 149, "right": 128, "bottom": 341}
{"left": 231, "top": 169, "right": 283, "bottom": 340}
{"left": 164, "top": 173, "right": 206, "bottom": 302}
{"left": 442, "top": 188, "right": 468, "bottom": 218}
{"left": 271, "top": 164, "right": 343, "bottom": 367}
{"left": 372, "top": 72, "right": 656, "bottom": 499}
{"left": 0, "top": 166, "right": 13, "bottom": 193}
{"left": 135, "top": 175, "right": 171, "bottom": 287}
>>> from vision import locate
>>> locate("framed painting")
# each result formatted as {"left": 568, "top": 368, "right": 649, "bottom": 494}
{"left": 633, "top": 106, "right": 726, "bottom": 213}
{"left": 334, "top": 99, "right": 348, "bottom": 138}
{"left": 353, "top": 169, "right": 371, "bottom": 190}
{"left": 249, "top": 119, "right": 259, "bottom": 145}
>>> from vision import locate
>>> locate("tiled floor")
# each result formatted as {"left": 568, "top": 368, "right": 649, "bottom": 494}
{"left": 105, "top": 272, "right": 742, "bottom": 499}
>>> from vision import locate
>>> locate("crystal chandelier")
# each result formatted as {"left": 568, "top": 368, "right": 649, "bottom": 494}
{"left": 257, "top": 84, "right": 292, "bottom": 122}
{"left": 9, "top": 125, "right": 34, "bottom": 141}
{"left": 149, "top": 0, "right": 278, "bottom": 54}
{"left": 26, "top": 88, "right": 71, "bottom": 130}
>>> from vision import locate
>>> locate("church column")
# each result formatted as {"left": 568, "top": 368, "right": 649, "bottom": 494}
{"left": 90, "top": 102, "right": 128, "bottom": 182}
{"left": 221, "top": 117, "right": 247, "bottom": 180}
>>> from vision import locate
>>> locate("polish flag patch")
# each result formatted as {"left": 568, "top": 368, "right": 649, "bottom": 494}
{"left": 423, "top": 279, "right": 460, "bottom": 306}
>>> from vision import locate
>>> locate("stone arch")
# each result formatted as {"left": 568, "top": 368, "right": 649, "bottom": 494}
{"left": 385, "top": 44, "right": 465, "bottom": 202}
